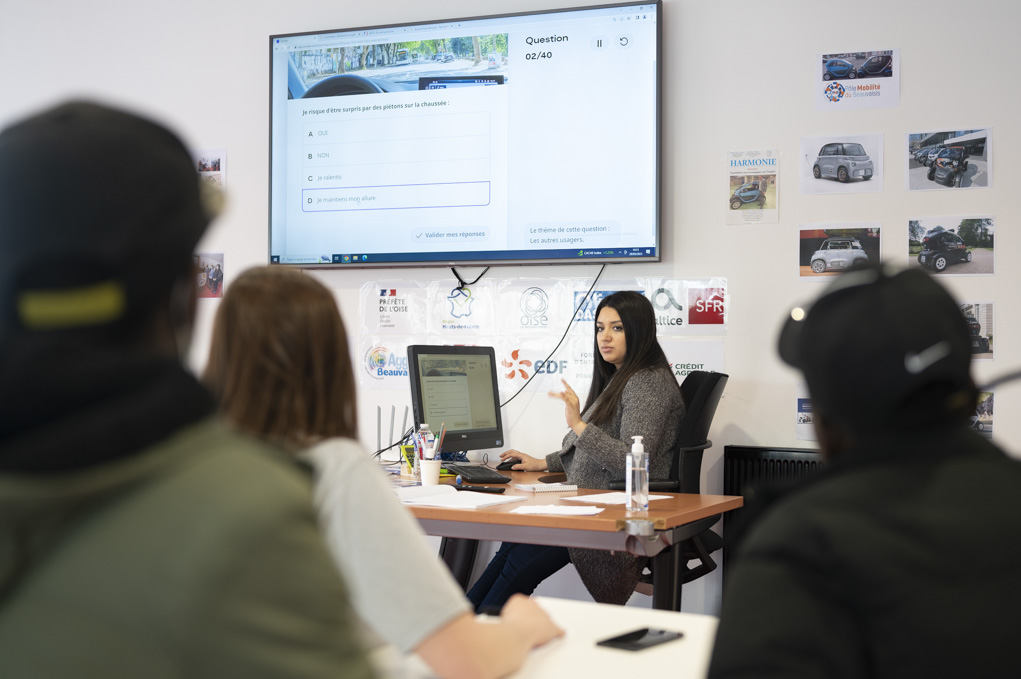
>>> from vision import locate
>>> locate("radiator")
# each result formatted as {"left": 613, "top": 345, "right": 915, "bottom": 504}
{"left": 722, "top": 445, "right": 824, "bottom": 579}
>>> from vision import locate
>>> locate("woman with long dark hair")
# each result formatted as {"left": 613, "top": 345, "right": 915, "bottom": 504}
{"left": 467, "top": 290, "right": 685, "bottom": 610}
{"left": 204, "top": 267, "right": 561, "bottom": 679}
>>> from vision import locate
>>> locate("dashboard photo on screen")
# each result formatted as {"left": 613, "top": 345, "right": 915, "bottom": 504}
{"left": 269, "top": 1, "right": 662, "bottom": 267}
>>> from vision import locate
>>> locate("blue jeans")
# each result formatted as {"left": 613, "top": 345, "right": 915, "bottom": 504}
{"left": 466, "top": 542, "right": 571, "bottom": 613}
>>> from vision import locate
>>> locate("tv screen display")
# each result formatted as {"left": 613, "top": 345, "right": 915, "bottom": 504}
{"left": 407, "top": 345, "right": 504, "bottom": 453}
{"left": 269, "top": 1, "right": 661, "bottom": 267}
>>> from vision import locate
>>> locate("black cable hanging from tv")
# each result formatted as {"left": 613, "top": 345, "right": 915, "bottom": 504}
{"left": 451, "top": 266, "right": 490, "bottom": 290}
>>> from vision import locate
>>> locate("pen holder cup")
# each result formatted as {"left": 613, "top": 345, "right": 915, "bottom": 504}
{"left": 420, "top": 459, "right": 442, "bottom": 487}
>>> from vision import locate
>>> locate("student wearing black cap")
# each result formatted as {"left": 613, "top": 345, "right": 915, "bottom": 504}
{"left": 709, "top": 265, "right": 1021, "bottom": 679}
{"left": 0, "top": 102, "right": 373, "bottom": 678}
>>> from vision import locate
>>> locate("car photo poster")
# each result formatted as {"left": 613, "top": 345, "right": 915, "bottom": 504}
{"left": 905, "top": 128, "right": 992, "bottom": 191}
{"left": 727, "top": 150, "right": 779, "bottom": 225}
{"left": 908, "top": 216, "right": 994, "bottom": 276}
{"left": 816, "top": 49, "right": 899, "bottom": 111}
{"left": 959, "top": 302, "right": 994, "bottom": 361}
{"left": 800, "top": 133, "right": 883, "bottom": 194}
{"left": 795, "top": 382, "right": 816, "bottom": 441}
{"left": 797, "top": 223, "right": 881, "bottom": 278}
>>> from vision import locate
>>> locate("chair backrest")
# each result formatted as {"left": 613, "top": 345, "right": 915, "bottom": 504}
{"left": 670, "top": 371, "right": 729, "bottom": 493}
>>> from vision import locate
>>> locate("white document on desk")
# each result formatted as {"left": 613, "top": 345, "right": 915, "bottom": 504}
{"left": 560, "top": 492, "right": 673, "bottom": 505}
{"left": 395, "top": 485, "right": 526, "bottom": 509}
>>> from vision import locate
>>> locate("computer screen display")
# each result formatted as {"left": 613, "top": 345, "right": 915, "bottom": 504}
{"left": 407, "top": 345, "right": 504, "bottom": 453}
{"left": 269, "top": 1, "right": 661, "bottom": 267}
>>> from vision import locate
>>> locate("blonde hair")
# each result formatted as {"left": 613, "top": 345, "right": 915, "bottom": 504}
{"left": 204, "top": 267, "right": 357, "bottom": 450}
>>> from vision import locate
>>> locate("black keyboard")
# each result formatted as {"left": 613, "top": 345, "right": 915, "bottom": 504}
{"left": 443, "top": 463, "right": 511, "bottom": 484}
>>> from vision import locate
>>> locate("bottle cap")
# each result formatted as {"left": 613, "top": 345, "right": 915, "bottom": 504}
{"left": 631, "top": 435, "right": 645, "bottom": 453}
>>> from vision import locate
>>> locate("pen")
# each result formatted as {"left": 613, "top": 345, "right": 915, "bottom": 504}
{"left": 453, "top": 485, "right": 506, "bottom": 494}
{"left": 430, "top": 422, "right": 446, "bottom": 459}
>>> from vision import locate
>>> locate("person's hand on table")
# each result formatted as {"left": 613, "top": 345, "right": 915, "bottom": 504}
{"left": 549, "top": 379, "right": 586, "bottom": 437}
{"left": 499, "top": 450, "right": 546, "bottom": 472}
{"left": 500, "top": 594, "right": 564, "bottom": 647}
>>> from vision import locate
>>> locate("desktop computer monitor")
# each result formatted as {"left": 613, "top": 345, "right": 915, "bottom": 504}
{"left": 407, "top": 345, "right": 504, "bottom": 454}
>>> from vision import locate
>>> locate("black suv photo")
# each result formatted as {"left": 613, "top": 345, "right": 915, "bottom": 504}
{"left": 917, "top": 229, "right": 971, "bottom": 272}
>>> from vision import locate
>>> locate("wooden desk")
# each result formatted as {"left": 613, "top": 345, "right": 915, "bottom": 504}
{"left": 408, "top": 470, "right": 743, "bottom": 610}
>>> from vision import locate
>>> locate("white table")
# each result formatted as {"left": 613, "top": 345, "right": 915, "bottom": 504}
{"left": 371, "top": 596, "right": 719, "bottom": 678}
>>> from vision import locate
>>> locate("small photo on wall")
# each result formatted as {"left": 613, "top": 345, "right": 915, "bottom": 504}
{"left": 798, "top": 223, "right": 880, "bottom": 278}
{"left": 906, "top": 129, "right": 990, "bottom": 190}
{"left": 800, "top": 133, "right": 883, "bottom": 194}
{"left": 195, "top": 252, "right": 225, "bottom": 299}
{"left": 960, "top": 302, "right": 993, "bottom": 360}
{"left": 816, "top": 49, "right": 899, "bottom": 111}
{"left": 972, "top": 391, "right": 993, "bottom": 439}
{"left": 908, "top": 217, "right": 994, "bottom": 275}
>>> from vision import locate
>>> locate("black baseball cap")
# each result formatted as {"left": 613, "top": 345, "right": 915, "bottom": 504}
{"left": 778, "top": 265, "right": 974, "bottom": 431}
{"left": 0, "top": 101, "right": 219, "bottom": 335}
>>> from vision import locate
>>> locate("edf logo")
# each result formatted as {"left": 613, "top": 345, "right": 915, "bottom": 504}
{"left": 688, "top": 287, "right": 725, "bottom": 324}
{"left": 534, "top": 359, "right": 568, "bottom": 375}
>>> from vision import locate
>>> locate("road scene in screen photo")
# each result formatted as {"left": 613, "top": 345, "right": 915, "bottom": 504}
{"left": 288, "top": 35, "right": 508, "bottom": 99}
{"left": 798, "top": 224, "right": 880, "bottom": 278}
{"left": 800, "top": 134, "right": 883, "bottom": 194}
{"left": 906, "top": 129, "right": 991, "bottom": 191}
{"left": 908, "top": 217, "right": 994, "bottom": 275}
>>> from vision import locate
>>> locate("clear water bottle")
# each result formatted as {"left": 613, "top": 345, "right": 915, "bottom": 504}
{"left": 414, "top": 423, "right": 434, "bottom": 479}
{"left": 626, "top": 435, "right": 649, "bottom": 512}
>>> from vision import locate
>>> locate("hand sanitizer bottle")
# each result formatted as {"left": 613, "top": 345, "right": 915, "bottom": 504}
{"left": 626, "top": 435, "right": 649, "bottom": 512}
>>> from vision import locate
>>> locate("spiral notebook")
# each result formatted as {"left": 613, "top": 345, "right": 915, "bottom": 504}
{"left": 514, "top": 483, "right": 578, "bottom": 493}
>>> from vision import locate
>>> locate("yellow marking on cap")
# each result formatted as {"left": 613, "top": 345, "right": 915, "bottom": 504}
{"left": 790, "top": 307, "right": 806, "bottom": 322}
{"left": 18, "top": 281, "right": 127, "bottom": 329}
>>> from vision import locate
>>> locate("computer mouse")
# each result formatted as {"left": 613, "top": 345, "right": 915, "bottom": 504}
{"left": 495, "top": 458, "right": 519, "bottom": 471}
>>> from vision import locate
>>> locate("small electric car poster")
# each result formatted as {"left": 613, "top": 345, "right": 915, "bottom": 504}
{"left": 908, "top": 217, "right": 994, "bottom": 275}
{"left": 795, "top": 382, "right": 816, "bottom": 442}
{"left": 800, "top": 133, "right": 883, "bottom": 195}
{"left": 815, "top": 49, "right": 899, "bottom": 111}
{"left": 905, "top": 129, "right": 992, "bottom": 191}
{"left": 727, "top": 149, "right": 778, "bottom": 225}
{"left": 798, "top": 223, "right": 880, "bottom": 278}
{"left": 960, "top": 302, "right": 994, "bottom": 361}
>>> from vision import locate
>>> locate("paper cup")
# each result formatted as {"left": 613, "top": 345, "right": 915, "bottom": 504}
{"left": 420, "top": 459, "right": 442, "bottom": 486}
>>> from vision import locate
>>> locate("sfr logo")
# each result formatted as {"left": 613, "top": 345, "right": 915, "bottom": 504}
{"left": 688, "top": 288, "right": 725, "bottom": 324}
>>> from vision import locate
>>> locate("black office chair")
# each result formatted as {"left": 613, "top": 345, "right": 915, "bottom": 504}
{"left": 611, "top": 370, "right": 729, "bottom": 609}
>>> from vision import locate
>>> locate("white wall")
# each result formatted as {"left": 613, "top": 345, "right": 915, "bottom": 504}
{"left": 4, "top": 0, "right": 1018, "bottom": 615}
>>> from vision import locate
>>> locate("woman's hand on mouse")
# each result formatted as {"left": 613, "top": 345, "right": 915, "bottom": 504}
{"left": 549, "top": 379, "right": 587, "bottom": 437}
{"left": 500, "top": 450, "right": 546, "bottom": 472}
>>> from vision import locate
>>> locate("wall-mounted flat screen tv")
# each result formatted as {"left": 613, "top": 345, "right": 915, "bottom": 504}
{"left": 269, "top": 1, "right": 661, "bottom": 268}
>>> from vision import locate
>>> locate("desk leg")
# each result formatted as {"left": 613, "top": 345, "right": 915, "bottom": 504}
{"left": 439, "top": 537, "right": 479, "bottom": 591}
{"left": 651, "top": 546, "right": 682, "bottom": 611}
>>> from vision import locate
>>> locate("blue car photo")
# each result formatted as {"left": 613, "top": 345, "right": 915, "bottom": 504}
{"left": 730, "top": 181, "right": 767, "bottom": 210}
{"left": 822, "top": 58, "right": 856, "bottom": 80}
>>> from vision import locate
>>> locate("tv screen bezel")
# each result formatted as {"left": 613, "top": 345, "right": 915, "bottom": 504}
{"left": 406, "top": 344, "right": 505, "bottom": 454}
{"left": 268, "top": 0, "right": 662, "bottom": 269}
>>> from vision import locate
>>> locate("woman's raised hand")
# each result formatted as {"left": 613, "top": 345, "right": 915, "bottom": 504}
{"left": 549, "top": 379, "right": 586, "bottom": 436}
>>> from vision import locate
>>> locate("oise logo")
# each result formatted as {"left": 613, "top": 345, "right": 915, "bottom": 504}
{"left": 520, "top": 287, "right": 549, "bottom": 328}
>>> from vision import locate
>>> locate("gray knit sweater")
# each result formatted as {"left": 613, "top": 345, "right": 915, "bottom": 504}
{"left": 545, "top": 366, "right": 684, "bottom": 604}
